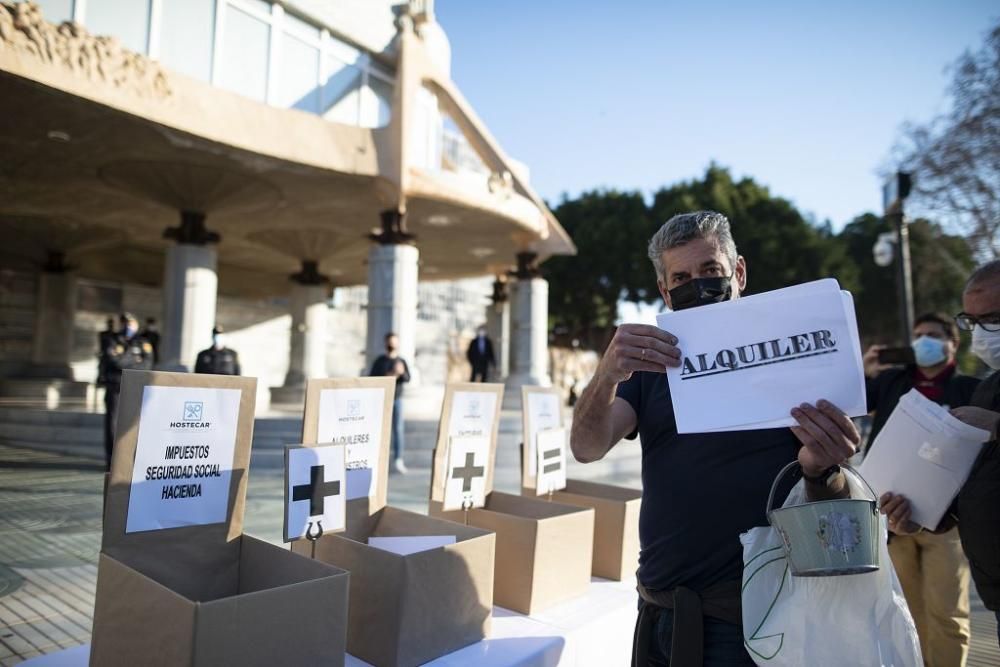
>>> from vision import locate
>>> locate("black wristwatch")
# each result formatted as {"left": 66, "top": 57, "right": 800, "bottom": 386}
{"left": 801, "top": 464, "right": 841, "bottom": 488}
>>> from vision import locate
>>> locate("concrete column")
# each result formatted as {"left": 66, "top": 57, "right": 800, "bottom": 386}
{"left": 31, "top": 256, "right": 77, "bottom": 379}
{"left": 365, "top": 210, "right": 419, "bottom": 382}
{"left": 272, "top": 262, "right": 330, "bottom": 405}
{"left": 485, "top": 278, "right": 510, "bottom": 380}
{"left": 504, "top": 253, "right": 550, "bottom": 407}
{"left": 160, "top": 212, "right": 219, "bottom": 371}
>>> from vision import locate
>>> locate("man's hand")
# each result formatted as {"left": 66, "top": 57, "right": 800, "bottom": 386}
{"left": 950, "top": 406, "right": 1000, "bottom": 440}
{"left": 791, "top": 400, "right": 860, "bottom": 476}
{"left": 394, "top": 360, "right": 405, "bottom": 377}
{"left": 862, "top": 345, "right": 890, "bottom": 379}
{"left": 880, "top": 492, "right": 921, "bottom": 535}
{"left": 595, "top": 324, "right": 681, "bottom": 385}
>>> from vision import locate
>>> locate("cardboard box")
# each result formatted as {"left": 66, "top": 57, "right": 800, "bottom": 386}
{"left": 519, "top": 386, "right": 641, "bottom": 582}
{"left": 293, "top": 377, "right": 496, "bottom": 667}
{"left": 91, "top": 371, "right": 350, "bottom": 667}
{"left": 528, "top": 480, "right": 641, "bottom": 582}
{"left": 429, "top": 383, "right": 595, "bottom": 615}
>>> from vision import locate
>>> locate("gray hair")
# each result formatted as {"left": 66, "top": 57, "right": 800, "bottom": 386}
{"left": 647, "top": 211, "right": 738, "bottom": 281}
{"left": 966, "top": 260, "right": 1000, "bottom": 291}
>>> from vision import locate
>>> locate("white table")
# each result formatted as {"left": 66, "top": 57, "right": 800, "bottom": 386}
{"left": 21, "top": 578, "right": 637, "bottom": 667}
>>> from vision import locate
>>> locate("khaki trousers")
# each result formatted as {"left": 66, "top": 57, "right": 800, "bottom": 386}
{"left": 889, "top": 527, "right": 971, "bottom": 667}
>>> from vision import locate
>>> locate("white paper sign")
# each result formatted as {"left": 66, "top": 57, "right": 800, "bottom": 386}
{"left": 367, "top": 535, "right": 456, "bottom": 556}
{"left": 442, "top": 435, "right": 489, "bottom": 511}
{"left": 317, "top": 387, "right": 387, "bottom": 500}
{"left": 285, "top": 444, "right": 347, "bottom": 542}
{"left": 126, "top": 385, "right": 241, "bottom": 533}
{"left": 447, "top": 390, "right": 498, "bottom": 442}
{"left": 525, "top": 391, "right": 562, "bottom": 476}
{"left": 655, "top": 279, "right": 866, "bottom": 434}
{"left": 535, "top": 427, "right": 567, "bottom": 495}
{"left": 859, "top": 389, "right": 989, "bottom": 529}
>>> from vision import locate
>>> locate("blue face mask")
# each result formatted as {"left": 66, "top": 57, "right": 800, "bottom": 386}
{"left": 912, "top": 335, "right": 947, "bottom": 368}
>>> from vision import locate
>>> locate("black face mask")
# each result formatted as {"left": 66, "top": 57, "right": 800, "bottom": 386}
{"left": 668, "top": 276, "right": 733, "bottom": 311}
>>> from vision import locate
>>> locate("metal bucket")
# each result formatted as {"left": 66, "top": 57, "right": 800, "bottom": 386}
{"left": 766, "top": 462, "right": 880, "bottom": 577}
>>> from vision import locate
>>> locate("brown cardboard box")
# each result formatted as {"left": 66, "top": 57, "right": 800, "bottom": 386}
{"left": 293, "top": 377, "right": 496, "bottom": 667}
{"left": 429, "top": 383, "right": 595, "bottom": 615}
{"left": 90, "top": 371, "right": 350, "bottom": 667}
{"left": 530, "top": 480, "right": 641, "bottom": 582}
{"left": 520, "top": 386, "right": 641, "bottom": 582}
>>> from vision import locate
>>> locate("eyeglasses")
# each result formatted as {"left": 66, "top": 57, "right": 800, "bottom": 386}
{"left": 955, "top": 312, "right": 1000, "bottom": 332}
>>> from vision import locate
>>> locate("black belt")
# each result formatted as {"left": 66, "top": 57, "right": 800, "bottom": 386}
{"left": 631, "top": 579, "right": 742, "bottom": 667}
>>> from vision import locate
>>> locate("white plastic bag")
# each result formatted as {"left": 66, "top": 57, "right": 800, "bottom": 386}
{"left": 740, "top": 479, "right": 922, "bottom": 666}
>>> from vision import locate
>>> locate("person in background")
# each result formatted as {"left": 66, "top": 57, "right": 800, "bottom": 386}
{"left": 96, "top": 316, "right": 115, "bottom": 388}
{"left": 466, "top": 324, "right": 495, "bottom": 382}
{"left": 369, "top": 332, "right": 411, "bottom": 474}
{"left": 863, "top": 313, "right": 979, "bottom": 667}
{"left": 100, "top": 313, "right": 153, "bottom": 469}
{"left": 140, "top": 317, "right": 161, "bottom": 366}
{"left": 194, "top": 326, "right": 241, "bottom": 375}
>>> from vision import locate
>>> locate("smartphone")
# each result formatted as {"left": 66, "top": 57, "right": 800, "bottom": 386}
{"left": 878, "top": 347, "right": 915, "bottom": 365}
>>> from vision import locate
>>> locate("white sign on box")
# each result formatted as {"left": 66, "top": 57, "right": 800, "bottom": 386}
{"left": 126, "top": 385, "right": 241, "bottom": 533}
{"left": 525, "top": 390, "right": 562, "bottom": 476}
{"left": 442, "top": 435, "right": 490, "bottom": 511}
{"left": 284, "top": 444, "right": 347, "bottom": 542}
{"left": 447, "top": 390, "right": 498, "bottom": 442}
{"left": 316, "top": 387, "right": 387, "bottom": 500}
{"left": 535, "top": 427, "right": 567, "bottom": 495}
{"left": 655, "top": 279, "right": 866, "bottom": 434}
{"left": 859, "top": 389, "right": 989, "bottom": 530}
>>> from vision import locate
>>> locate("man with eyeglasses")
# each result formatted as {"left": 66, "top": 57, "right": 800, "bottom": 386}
{"left": 571, "top": 211, "right": 858, "bottom": 666}
{"left": 950, "top": 261, "right": 1000, "bottom": 645}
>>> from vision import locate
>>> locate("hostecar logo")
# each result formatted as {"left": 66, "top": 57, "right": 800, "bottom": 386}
{"left": 680, "top": 329, "right": 837, "bottom": 380}
{"left": 169, "top": 401, "right": 210, "bottom": 428}
{"left": 338, "top": 399, "right": 364, "bottom": 423}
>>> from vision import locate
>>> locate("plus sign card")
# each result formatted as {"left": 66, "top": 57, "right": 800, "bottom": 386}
{"left": 442, "top": 436, "right": 490, "bottom": 511}
{"left": 430, "top": 383, "right": 504, "bottom": 508}
{"left": 283, "top": 443, "right": 347, "bottom": 543}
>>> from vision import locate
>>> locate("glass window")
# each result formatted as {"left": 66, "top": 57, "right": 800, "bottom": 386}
{"left": 159, "top": 0, "right": 215, "bottom": 82}
{"left": 277, "top": 34, "right": 320, "bottom": 112}
{"left": 323, "top": 55, "right": 361, "bottom": 124}
{"left": 218, "top": 5, "right": 270, "bottom": 102}
{"left": 85, "top": 0, "right": 151, "bottom": 54}
{"left": 283, "top": 11, "right": 320, "bottom": 42}
{"left": 34, "top": 0, "right": 74, "bottom": 23}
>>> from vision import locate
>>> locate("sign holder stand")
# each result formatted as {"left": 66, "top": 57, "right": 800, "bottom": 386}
{"left": 306, "top": 520, "right": 324, "bottom": 559}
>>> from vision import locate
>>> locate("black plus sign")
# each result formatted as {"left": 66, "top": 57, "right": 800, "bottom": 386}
{"left": 451, "top": 452, "right": 485, "bottom": 492}
{"left": 292, "top": 464, "right": 341, "bottom": 516}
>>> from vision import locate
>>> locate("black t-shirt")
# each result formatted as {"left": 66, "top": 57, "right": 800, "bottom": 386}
{"left": 369, "top": 355, "right": 411, "bottom": 399}
{"left": 616, "top": 371, "right": 799, "bottom": 592}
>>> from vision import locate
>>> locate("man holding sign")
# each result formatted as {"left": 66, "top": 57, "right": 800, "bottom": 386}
{"left": 571, "top": 211, "right": 859, "bottom": 666}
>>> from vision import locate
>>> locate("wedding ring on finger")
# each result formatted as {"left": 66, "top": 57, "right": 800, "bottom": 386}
{"left": 641, "top": 348, "right": 647, "bottom": 361}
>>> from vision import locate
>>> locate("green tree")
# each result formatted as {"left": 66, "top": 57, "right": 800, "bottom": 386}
{"left": 545, "top": 190, "right": 653, "bottom": 348}
{"left": 544, "top": 166, "right": 861, "bottom": 348}
{"left": 649, "top": 165, "right": 859, "bottom": 296}
{"left": 838, "top": 213, "right": 976, "bottom": 350}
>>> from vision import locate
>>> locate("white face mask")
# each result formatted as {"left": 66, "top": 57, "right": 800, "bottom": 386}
{"left": 971, "top": 325, "right": 1000, "bottom": 370}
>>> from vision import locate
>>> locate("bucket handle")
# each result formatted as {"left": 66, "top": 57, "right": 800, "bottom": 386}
{"left": 766, "top": 462, "right": 879, "bottom": 515}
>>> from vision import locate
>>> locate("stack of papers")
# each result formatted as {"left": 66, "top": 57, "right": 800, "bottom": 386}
{"left": 859, "top": 389, "right": 990, "bottom": 530}
{"left": 656, "top": 279, "right": 866, "bottom": 433}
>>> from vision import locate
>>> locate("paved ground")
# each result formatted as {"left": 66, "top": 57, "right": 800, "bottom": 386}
{"left": 0, "top": 435, "right": 997, "bottom": 665}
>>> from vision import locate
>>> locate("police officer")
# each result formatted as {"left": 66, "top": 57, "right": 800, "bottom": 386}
{"left": 194, "top": 326, "right": 241, "bottom": 376}
{"left": 101, "top": 313, "right": 154, "bottom": 469}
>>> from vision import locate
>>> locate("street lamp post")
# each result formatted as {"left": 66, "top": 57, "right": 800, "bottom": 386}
{"left": 882, "top": 172, "right": 915, "bottom": 344}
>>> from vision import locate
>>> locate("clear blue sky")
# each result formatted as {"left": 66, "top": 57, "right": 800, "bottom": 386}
{"left": 437, "top": 1, "right": 999, "bottom": 230}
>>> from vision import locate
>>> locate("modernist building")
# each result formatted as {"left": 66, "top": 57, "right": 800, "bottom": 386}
{"left": 0, "top": 0, "right": 573, "bottom": 409}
